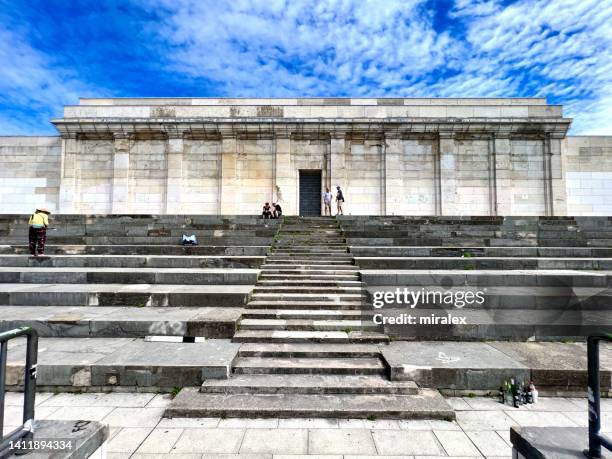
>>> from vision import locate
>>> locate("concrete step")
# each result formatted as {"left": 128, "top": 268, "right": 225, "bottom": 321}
{"left": 262, "top": 265, "right": 359, "bottom": 271}
{"left": 355, "top": 256, "right": 612, "bottom": 270}
{"left": 259, "top": 274, "right": 361, "bottom": 281}
{"left": 237, "top": 343, "right": 381, "bottom": 358}
{"left": 252, "top": 286, "right": 366, "bottom": 294}
{"left": 0, "top": 267, "right": 258, "bottom": 285}
{"left": 366, "top": 285, "right": 612, "bottom": 310}
{"left": 243, "top": 310, "right": 375, "bottom": 320}
{"left": 232, "top": 330, "right": 389, "bottom": 343}
{"left": 165, "top": 388, "right": 454, "bottom": 419}
{"left": 238, "top": 318, "right": 381, "bottom": 332}
{"left": 250, "top": 293, "right": 368, "bottom": 303}
{"left": 0, "top": 305, "right": 241, "bottom": 338}
{"left": 246, "top": 300, "right": 369, "bottom": 310}
{"left": 5, "top": 337, "right": 608, "bottom": 393}
{"left": 232, "top": 356, "right": 386, "bottom": 375}
{"left": 0, "top": 254, "right": 265, "bottom": 269}
{"left": 264, "top": 259, "right": 354, "bottom": 265}
{"left": 0, "top": 283, "right": 250, "bottom": 307}
{"left": 200, "top": 374, "right": 418, "bottom": 394}
{"left": 273, "top": 245, "right": 348, "bottom": 250}
{"left": 361, "top": 269, "right": 612, "bottom": 287}
{"left": 0, "top": 244, "right": 270, "bottom": 256}
{"left": 256, "top": 280, "right": 364, "bottom": 287}
{"left": 348, "top": 246, "right": 612, "bottom": 258}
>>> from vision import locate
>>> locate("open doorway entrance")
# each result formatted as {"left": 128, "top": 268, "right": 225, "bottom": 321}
{"left": 299, "top": 170, "right": 322, "bottom": 216}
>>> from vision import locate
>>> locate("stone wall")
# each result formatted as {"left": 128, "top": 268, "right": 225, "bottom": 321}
{"left": 563, "top": 136, "right": 612, "bottom": 215}
{"left": 0, "top": 137, "right": 61, "bottom": 213}
{"left": 1, "top": 134, "right": 612, "bottom": 216}
{"left": 0, "top": 98, "right": 610, "bottom": 216}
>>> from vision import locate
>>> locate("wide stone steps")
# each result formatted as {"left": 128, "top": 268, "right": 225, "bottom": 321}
{"left": 238, "top": 318, "right": 380, "bottom": 332}
{"left": 348, "top": 246, "right": 612, "bottom": 258}
{"left": 0, "top": 283, "right": 250, "bottom": 307}
{"left": 355, "top": 256, "right": 612, "bottom": 270}
{"left": 0, "top": 254, "right": 265, "bottom": 269}
{"left": 200, "top": 374, "right": 418, "bottom": 394}
{"left": 165, "top": 388, "right": 454, "bottom": 419}
{"left": 0, "top": 267, "right": 258, "bottom": 284}
{"left": 232, "top": 356, "right": 386, "bottom": 375}
{"left": 232, "top": 330, "right": 389, "bottom": 343}
{"left": 0, "top": 244, "right": 270, "bottom": 256}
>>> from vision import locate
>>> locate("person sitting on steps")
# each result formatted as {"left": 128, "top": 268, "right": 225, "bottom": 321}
{"left": 262, "top": 202, "right": 272, "bottom": 219}
{"left": 272, "top": 202, "right": 282, "bottom": 219}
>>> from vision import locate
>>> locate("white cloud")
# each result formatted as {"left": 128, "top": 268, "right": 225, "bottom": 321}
{"left": 0, "top": 25, "right": 102, "bottom": 133}
{"left": 143, "top": 0, "right": 612, "bottom": 134}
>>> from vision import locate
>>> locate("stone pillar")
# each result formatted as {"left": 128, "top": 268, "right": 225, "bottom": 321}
{"left": 219, "top": 136, "right": 238, "bottom": 215}
{"left": 494, "top": 136, "right": 512, "bottom": 215}
{"left": 488, "top": 134, "right": 498, "bottom": 216}
{"left": 59, "top": 136, "right": 79, "bottom": 213}
{"left": 384, "top": 134, "right": 403, "bottom": 216}
{"left": 275, "top": 135, "right": 297, "bottom": 215}
{"left": 330, "top": 131, "right": 347, "bottom": 204}
{"left": 439, "top": 133, "right": 457, "bottom": 215}
{"left": 110, "top": 133, "right": 131, "bottom": 214}
{"left": 548, "top": 135, "right": 567, "bottom": 216}
{"left": 166, "top": 136, "right": 184, "bottom": 214}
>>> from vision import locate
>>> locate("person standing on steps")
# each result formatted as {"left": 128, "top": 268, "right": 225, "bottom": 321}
{"left": 28, "top": 207, "right": 51, "bottom": 256}
{"left": 335, "top": 186, "right": 345, "bottom": 215}
{"left": 323, "top": 187, "right": 333, "bottom": 216}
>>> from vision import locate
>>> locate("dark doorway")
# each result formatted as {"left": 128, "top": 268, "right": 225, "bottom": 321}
{"left": 299, "top": 170, "right": 322, "bottom": 216}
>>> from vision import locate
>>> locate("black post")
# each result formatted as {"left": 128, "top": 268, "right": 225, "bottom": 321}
{"left": 586, "top": 335, "right": 602, "bottom": 459}
{"left": 0, "top": 341, "right": 7, "bottom": 440}
{"left": 22, "top": 329, "right": 38, "bottom": 441}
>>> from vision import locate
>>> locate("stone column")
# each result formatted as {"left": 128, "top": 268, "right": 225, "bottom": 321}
{"left": 439, "top": 133, "right": 457, "bottom": 215}
{"left": 494, "top": 135, "right": 512, "bottom": 215}
{"left": 219, "top": 135, "right": 238, "bottom": 215}
{"left": 330, "top": 131, "right": 347, "bottom": 195}
{"left": 488, "top": 134, "right": 498, "bottom": 216}
{"left": 275, "top": 135, "right": 297, "bottom": 215}
{"left": 384, "top": 133, "right": 403, "bottom": 216}
{"left": 111, "top": 133, "right": 131, "bottom": 214}
{"left": 166, "top": 136, "right": 184, "bottom": 214}
{"left": 548, "top": 135, "right": 567, "bottom": 216}
{"left": 59, "top": 136, "right": 79, "bottom": 213}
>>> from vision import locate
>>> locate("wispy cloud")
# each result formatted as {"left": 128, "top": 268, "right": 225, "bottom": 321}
{"left": 0, "top": 0, "right": 610, "bottom": 134}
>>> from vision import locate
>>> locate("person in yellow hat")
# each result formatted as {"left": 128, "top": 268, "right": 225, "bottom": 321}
{"left": 28, "top": 208, "right": 51, "bottom": 256}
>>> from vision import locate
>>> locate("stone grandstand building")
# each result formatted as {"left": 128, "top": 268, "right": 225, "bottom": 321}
{"left": 1, "top": 97, "right": 611, "bottom": 216}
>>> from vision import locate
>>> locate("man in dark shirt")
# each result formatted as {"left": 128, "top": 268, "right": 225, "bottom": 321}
{"left": 262, "top": 202, "right": 272, "bottom": 219}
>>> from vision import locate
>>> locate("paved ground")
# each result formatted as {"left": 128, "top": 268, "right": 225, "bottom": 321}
{"left": 4, "top": 392, "right": 612, "bottom": 458}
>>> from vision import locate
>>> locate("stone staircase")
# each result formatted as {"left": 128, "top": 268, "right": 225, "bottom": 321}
{"left": 234, "top": 216, "right": 387, "bottom": 343}
{"left": 168, "top": 217, "right": 454, "bottom": 419}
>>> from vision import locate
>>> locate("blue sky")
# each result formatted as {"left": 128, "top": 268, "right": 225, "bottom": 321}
{"left": 0, "top": 0, "right": 610, "bottom": 135}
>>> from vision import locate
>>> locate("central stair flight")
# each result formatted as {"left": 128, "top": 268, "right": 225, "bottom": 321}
{"left": 167, "top": 216, "right": 454, "bottom": 419}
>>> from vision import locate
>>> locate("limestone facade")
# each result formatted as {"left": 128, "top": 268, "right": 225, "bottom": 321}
{"left": 0, "top": 97, "right": 611, "bottom": 215}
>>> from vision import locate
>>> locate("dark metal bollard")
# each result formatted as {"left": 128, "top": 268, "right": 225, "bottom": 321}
{"left": 0, "top": 326, "right": 38, "bottom": 456}
{"left": 585, "top": 334, "right": 612, "bottom": 459}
